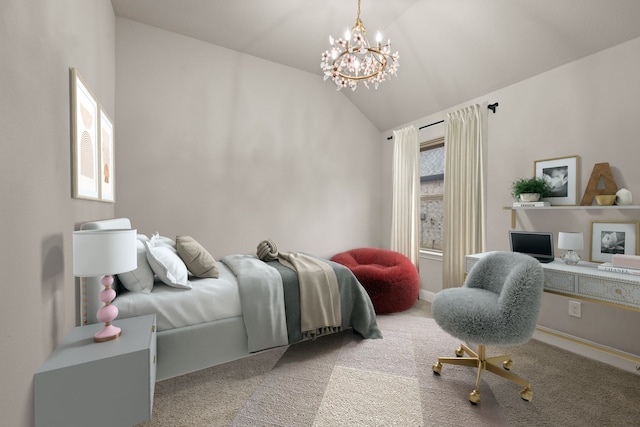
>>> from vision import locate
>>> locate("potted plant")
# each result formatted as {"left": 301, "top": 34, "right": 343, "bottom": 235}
{"left": 510, "top": 176, "right": 552, "bottom": 202}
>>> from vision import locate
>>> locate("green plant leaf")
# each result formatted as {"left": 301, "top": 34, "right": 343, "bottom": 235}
{"left": 510, "top": 176, "right": 552, "bottom": 200}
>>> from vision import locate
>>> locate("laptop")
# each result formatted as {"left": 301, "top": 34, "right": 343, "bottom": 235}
{"left": 509, "top": 231, "right": 555, "bottom": 263}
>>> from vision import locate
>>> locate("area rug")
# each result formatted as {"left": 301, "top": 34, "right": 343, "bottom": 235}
{"left": 137, "top": 301, "right": 640, "bottom": 427}
{"left": 139, "top": 308, "right": 509, "bottom": 426}
{"left": 230, "top": 313, "right": 508, "bottom": 427}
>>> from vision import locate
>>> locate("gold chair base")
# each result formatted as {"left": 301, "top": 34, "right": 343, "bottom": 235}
{"left": 432, "top": 343, "right": 532, "bottom": 404}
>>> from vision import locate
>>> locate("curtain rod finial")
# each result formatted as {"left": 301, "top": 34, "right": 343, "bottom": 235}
{"left": 488, "top": 102, "right": 499, "bottom": 113}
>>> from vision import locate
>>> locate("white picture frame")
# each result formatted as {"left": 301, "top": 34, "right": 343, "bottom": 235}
{"left": 99, "top": 109, "right": 115, "bottom": 202}
{"left": 590, "top": 221, "right": 639, "bottom": 263}
{"left": 534, "top": 155, "right": 579, "bottom": 206}
{"left": 71, "top": 68, "right": 99, "bottom": 200}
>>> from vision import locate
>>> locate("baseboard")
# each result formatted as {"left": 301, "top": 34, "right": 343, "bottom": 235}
{"left": 419, "top": 289, "right": 436, "bottom": 303}
{"left": 533, "top": 326, "right": 640, "bottom": 374}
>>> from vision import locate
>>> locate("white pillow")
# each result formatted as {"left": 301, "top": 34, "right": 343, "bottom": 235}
{"left": 144, "top": 238, "right": 190, "bottom": 289}
{"left": 117, "top": 235, "right": 154, "bottom": 293}
{"left": 150, "top": 232, "right": 176, "bottom": 248}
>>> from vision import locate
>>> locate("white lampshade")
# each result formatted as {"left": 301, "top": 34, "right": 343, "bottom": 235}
{"left": 558, "top": 232, "right": 584, "bottom": 251}
{"left": 73, "top": 229, "right": 137, "bottom": 277}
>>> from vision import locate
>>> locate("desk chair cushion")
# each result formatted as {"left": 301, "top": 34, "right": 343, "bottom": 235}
{"left": 432, "top": 252, "right": 544, "bottom": 345}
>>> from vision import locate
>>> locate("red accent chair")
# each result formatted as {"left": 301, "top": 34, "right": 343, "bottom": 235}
{"left": 331, "top": 248, "right": 420, "bottom": 314}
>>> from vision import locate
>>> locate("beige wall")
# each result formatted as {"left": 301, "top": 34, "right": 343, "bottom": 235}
{"left": 0, "top": 1, "right": 116, "bottom": 426}
{"left": 113, "top": 18, "right": 384, "bottom": 259}
{"left": 384, "top": 36, "right": 640, "bottom": 356}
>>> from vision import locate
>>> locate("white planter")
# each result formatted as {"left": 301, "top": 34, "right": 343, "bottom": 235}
{"left": 519, "top": 193, "right": 541, "bottom": 202}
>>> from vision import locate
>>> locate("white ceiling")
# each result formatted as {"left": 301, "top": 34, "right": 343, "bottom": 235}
{"left": 111, "top": 0, "right": 640, "bottom": 132}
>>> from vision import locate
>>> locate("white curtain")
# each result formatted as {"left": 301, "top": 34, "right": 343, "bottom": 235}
{"left": 391, "top": 125, "right": 420, "bottom": 267}
{"left": 443, "top": 104, "right": 486, "bottom": 288}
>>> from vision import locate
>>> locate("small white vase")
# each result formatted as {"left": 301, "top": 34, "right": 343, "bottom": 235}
{"left": 519, "top": 193, "right": 540, "bottom": 202}
{"left": 615, "top": 188, "right": 632, "bottom": 205}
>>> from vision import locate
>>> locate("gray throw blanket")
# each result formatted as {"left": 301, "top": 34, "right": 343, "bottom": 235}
{"left": 257, "top": 240, "right": 342, "bottom": 339}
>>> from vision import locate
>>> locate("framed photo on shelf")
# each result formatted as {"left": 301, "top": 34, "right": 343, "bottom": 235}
{"left": 590, "top": 221, "right": 639, "bottom": 263}
{"left": 71, "top": 68, "right": 99, "bottom": 200}
{"left": 99, "top": 109, "right": 115, "bottom": 202}
{"left": 534, "top": 155, "right": 579, "bottom": 205}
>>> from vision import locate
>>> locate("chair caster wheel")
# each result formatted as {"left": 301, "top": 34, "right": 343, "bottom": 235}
{"left": 520, "top": 387, "right": 533, "bottom": 401}
{"left": 432, "top": 362, "right": 442, "bottom": 375}
{"left": 503, "top": 359, "right": 513, "bottom": 370}
{"left": 469, "top": 390, "right": 481, "bottom": 404}
{"left": 455, "top": 346, "right": 464, "bottom": 357}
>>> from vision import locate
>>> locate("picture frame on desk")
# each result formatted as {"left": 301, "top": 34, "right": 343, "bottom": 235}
{"left": 590, "top": 221, "right": 639, "bottom": 263}
{"left": 534, "top": 155, "right": 579, "bottom": 205}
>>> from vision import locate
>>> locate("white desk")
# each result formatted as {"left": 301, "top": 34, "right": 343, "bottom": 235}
{"left": 466, "top": 252, "right": 640, "bottom": 310}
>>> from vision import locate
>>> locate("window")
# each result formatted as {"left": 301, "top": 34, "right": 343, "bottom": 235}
{"left": 419, "top": 137, "right": 445, "bottom": 252}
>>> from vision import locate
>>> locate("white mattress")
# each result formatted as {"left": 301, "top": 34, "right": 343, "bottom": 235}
{"left": 113, "top": 262, "right": 242, "bottom": 331}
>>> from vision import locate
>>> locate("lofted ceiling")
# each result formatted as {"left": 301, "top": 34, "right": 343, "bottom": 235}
{"left": 111, "top": 0, "right": 640, "bottom": 132}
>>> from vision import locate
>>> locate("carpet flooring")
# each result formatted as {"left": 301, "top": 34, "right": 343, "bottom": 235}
{"left": 136, "top": 300, "right": 640, "bottom": 426}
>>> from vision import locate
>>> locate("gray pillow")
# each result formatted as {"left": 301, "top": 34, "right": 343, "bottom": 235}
{"left": 176, "top": 236, "right": 219, "bottom": 278}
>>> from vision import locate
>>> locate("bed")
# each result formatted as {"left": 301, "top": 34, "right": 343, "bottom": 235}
{"left": 79, "top": 218, "right": 381, "bottom": 381}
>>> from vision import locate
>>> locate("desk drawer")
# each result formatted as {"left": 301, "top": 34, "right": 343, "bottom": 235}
{"left": 578, "top": 275, "right": 640, "bottom": 307}
{"left": 544, "top": 270, "right": 575, "bottom": 293}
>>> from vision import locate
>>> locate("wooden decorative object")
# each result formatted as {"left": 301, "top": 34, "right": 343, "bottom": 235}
{"left": 580, "top": 162, "right": 618, "bottom": 205}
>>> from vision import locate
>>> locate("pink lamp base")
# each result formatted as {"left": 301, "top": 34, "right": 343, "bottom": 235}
{"left": 94, "top": 324, "right": 122, "bottom": 342}
{"left": 94, "top": 274, "right": 122, "bottom": 342}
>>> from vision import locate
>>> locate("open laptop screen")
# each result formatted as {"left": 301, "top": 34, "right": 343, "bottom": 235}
{"left": 509, "top": 231, "right": 555, "bottom": 263}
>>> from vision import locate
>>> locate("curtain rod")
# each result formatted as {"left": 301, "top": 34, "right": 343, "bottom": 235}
{"left": 386, "top": 102, "right": 498, "bottom": 140}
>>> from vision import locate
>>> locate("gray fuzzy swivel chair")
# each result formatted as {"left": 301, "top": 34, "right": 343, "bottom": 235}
{"left": 431, "top": 251, "right": 544, "bottom": 404}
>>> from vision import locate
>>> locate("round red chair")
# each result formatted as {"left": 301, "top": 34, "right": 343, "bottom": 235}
{"left": 331, "top": 248, "right": 420, "bottom": 314}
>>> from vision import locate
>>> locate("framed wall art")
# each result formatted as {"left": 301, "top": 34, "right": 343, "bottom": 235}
{"left": 590, "top": 221, "right": 639, "bottom": 263}
{"left": 99, "top": 109, "right": 115, "bottom": 202}
{"left": 71, "top": 68, "right": 100, "bottom": 200}
{"left": 534, "top": 155, "right": 579, "bottom": 205}
{"left": 71, "top": 67, "right": 115, "bottom": 202}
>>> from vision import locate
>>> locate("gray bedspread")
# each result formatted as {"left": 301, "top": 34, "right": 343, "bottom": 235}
{"left": 221, "top": 254, "right": 289, "bottom": 352}
{"left": 267, "top": 258, "right": 381, "bottom": 344}
{"left": 222, "top": 255, "right": 381, "bottom": 353}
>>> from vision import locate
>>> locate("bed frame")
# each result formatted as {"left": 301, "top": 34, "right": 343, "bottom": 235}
{"left": 79, "top": 218, "right": 253, "bottom": 381}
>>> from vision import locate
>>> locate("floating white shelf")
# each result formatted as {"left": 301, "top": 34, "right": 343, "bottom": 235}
{"left": 503, "top": 205, "right": 640, "bottom": 227}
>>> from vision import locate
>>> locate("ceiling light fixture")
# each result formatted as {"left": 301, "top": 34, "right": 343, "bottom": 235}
{"left": 321, "top": 0, "right": 399, "bottom": 91}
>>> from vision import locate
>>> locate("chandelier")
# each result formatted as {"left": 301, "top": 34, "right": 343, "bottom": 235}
{"left": 321, "top": 0, "right": 399, "bottom": 91}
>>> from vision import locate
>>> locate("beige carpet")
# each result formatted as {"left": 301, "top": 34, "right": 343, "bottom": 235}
{"left": 137, "top": 300, "right": 640, "bottom": 426}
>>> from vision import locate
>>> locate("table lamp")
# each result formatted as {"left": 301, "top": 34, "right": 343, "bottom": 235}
{"left": 558, "top": 232, "right": 583, "bottom": 265}
{"left": 73, "top": 229, "right": 137, "bottom": 342}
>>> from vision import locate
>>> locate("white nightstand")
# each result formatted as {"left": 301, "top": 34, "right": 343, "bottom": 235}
{"left": 34, "top": 314, "right": 157, "bottom": 427}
